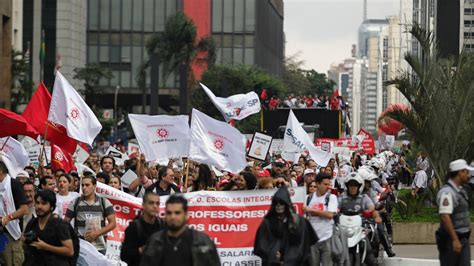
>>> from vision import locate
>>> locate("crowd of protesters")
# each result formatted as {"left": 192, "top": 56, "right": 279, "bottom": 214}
{"left": 0, "top": 137, "right": 472, "bottom": 266}
{"left": 261, "top": 93, "right": 348, "bottom": 111}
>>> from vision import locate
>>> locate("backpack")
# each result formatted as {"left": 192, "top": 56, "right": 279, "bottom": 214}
{"left": 27, "top": 216, "right": 80, "bottom": 265}
{"left": 306, "top": 192, "right": 331, "bottom": 208}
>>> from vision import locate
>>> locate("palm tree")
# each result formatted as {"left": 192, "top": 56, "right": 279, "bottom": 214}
{"left": 144, "top": 11, "right": 216, "bottom": 113}
{"left": 384, "top": 25, "right": 474, "bottom": 184}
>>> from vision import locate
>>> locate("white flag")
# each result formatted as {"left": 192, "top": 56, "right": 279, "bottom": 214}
{"left": 283, "top": 110, "right": 331, "bottom": 167}
{"left": 189, "top": 109, "right": 246, "bottom": 173}
{"left": 200, "top": 83, "right": 261, "bottom": 122}
{"left": 128, "top": 114, "right": 190, "bottom": 162}
{"left": 0, "top": 137, "right": 30, "bottom": 178}
{"left": 48, "top": 72, "right": 102, "bottom": 146}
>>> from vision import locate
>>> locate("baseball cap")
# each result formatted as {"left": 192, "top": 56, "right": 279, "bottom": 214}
{"left": 16, "top": 170, "right": 29, "bottom": 178}
{"left": 303, "top": 169, "right": 315, "bottom": 176}
{"left": 449, "top": 159, "right": 474, "bottom": 172}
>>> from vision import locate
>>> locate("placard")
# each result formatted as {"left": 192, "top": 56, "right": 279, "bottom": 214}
{"left": 321, "top": 141, "right": 331, "bottom": 153}
{"left": 247, "top": 132, "right": 273, "bottom": 161}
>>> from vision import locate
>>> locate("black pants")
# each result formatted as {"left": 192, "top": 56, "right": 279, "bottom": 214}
{"left": 436, "top": 230, "right": 471, "bottom": 266}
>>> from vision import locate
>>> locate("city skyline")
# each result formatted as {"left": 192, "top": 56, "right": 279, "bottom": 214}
{"left": 284, "top": 0, "right": 399, "bottom": 73}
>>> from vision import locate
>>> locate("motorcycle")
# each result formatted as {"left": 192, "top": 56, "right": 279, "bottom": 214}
{"left": 339, "top": 211, "right": 375, "bottom": 266}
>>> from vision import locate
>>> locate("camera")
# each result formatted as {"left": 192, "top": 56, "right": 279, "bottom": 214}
{"left": 23, "top": 230, "right": 38, "bottom": 244}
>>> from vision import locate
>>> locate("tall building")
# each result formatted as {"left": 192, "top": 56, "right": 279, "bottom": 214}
{"left": 12, "top": 0, "right": 22, "bottom": 51}
{"left": 0, "top": 0, "right": 12, "bottom": 109}
{"left": 327, "top": 59, "right": 353, "bottom": 97}
{"left": 347, "top": 58, "right": 368, "bottom": 135}
{"left": 22, "top": 0, "right": 86, "bottom": 91}
{"left": 356, "top": 19, "right": 389, "bottom": 134}
{"left": 387, "top": 16, "right": 408, "bottom": 106}
{"left": 412, "top": 0, "right": 436, "bottom": 57}
{"left": 462, "top": 0, "right": 474, "bottom": 51}
{"left": 86, "top": 0, "right": 284, "bottom": 113}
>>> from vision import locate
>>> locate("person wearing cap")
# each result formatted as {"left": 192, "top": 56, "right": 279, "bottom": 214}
{"left": 271, "top": 159, "right": 287, "bottom": 178}
{"left": 302, "top": 169, "right": 316, "bottom": 187}
{"left": 16, "top": 170, "right": 30, "bottom": 184}
{"left": 436, "top": 159, "right": 473, "bottom": 266}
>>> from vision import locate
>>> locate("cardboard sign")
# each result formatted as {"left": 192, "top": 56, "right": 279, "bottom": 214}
{"left": 120, "top": 169, "right": 138, "bottom": 188}
{"left": 127, "top": 143, "right": 140, "bottom": 156}
{"left": 105, "top": 146, "right": 129, "bottom": 166}
{"left": 74, "top": 145, "right": 90, "bottom": 164}
{"left": 247, "top": 132, "right": 273, "bottom": 161}
{"left": 321, "top": 141, "right": 331, "bottom": 153}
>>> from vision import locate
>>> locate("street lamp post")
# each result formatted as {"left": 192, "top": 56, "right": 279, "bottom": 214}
{"left": 114, "top": 85, "right": 121, "bottom": 142}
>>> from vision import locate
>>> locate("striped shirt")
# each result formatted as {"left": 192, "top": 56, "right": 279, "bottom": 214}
{"left": 65, "top": 195, "right": 114, "bottom": 251}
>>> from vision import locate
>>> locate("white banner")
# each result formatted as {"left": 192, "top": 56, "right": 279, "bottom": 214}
{"left": 283, "top": 110, "right": 331, "bottom": 167}
{"left": 189, "top": 109, "right": 246, "bottom": 173}
{"left": 20, "top": 136, "right": 41, "bottom": 165}
{"left": 200, "top": 83, "right": 261, "bottom": 122}
{"left": 0, "top": 137, "right": 30, "bottom": 178}
{"left": 95, "top": 182, "right": 306, "bottom": 265}
{"left": 128, "top": 114, "right": 190, "bottom": 162}
{"left": 48, "top": 71, "right": 102, "bottom": 145}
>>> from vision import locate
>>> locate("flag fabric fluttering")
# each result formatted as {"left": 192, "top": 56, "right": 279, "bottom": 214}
{"left": 50, "top": 145, "right": 76, "bottom": 173}
{"left": 128, "top": 114, "right": 190, "bottom": 162}
{"left": 0, "top": 109, "right": 38, "bottom": 140}
{"left": 188, "top": 109, "right": 247, "bottom": 173}
{"left": 282, "top": 110, "right": 331, "bottom": 167}
{"left": 0, "top": 137, "right": 30, "bottom": 178}
{"left": 22, "top": 82, "right": 77, "bottom": 154}
{"left": 48, "top": 72, "right": 102, "bottom": 146}
{"left": 200, "top": 83, "right": 261, "bottom": 122}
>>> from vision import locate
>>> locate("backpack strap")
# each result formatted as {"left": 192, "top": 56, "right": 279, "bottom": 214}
{"left": 306, "top": 192, "right": 314, "bottom": 206}
{"left": 324, "top": 193, "right": 331, "bottom": 208}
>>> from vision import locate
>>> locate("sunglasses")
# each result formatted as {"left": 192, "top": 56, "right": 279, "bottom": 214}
{"left": 276, "top": 181, "right": 286, "bottom": 187}
{"left": 274, "top": 163, "right": 285, "bottom": 168}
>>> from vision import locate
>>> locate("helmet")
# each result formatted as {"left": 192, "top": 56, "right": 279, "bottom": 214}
{"left": 358, "top": 165, "right": 377, "bottom": 181}
{"left": 345, "top": 172, "right": 364, "bottom": 194}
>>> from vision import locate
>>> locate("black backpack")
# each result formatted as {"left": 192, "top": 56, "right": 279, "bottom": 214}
{"left": 26, "top": 217, "right": 80, "bottom": 265}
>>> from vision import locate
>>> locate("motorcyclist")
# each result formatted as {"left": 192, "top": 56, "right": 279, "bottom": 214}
{"left": 338, "top": 172, "right": 380, "bottom": 266}
{"left": 358, "top": 166, "right": 396, "bottom": 258}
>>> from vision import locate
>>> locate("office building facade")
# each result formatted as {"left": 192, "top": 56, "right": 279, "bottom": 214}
{"left": 86, "top": 0, "right": 284, "bottom": 113}
{"left": 0, "top": 0, "right": 12, "bottom": 109}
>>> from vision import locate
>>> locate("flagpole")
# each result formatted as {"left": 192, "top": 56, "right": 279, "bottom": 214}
{"left": 40, "top": 122, "right": 49, "bottom": 165}
{"left": 0, "top": 137, "right": 10, "bottom": 151}
{"left": 184, "top": 159, "right": 190, "bottom": 191}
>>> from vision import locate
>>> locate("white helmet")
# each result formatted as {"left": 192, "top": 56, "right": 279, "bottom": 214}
{"left": 345, "top": 172, "right": 364, "bottom": 194}
{"left": 358, "top": 165, "right": 377, "bottom": 181}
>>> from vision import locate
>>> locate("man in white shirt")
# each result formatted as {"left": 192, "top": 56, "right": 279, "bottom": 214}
{"left": 412, "top": 166, "right": 428, "bottom": 197}
{"left": 304, "top": 172, "right": 338, "bottom": 266}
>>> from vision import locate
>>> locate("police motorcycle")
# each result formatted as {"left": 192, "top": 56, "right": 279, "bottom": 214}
{"left": 338, "top": 172, "right": 379, "bottom": 266}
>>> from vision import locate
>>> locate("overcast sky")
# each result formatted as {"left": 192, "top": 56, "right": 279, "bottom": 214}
{"left": 284, "top": 0, "right": 400, "bottom": 73}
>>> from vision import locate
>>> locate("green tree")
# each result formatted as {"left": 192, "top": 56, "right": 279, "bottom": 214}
{"left": 145, "top": 12, "right": 216, "bottom": 113}
{"left": 282, "top": 53, "right": 311, "bottom": 95}
{"left": 192, "top": 64, "right": 287, "bottom": 133}
{"left": 385, "top": 25, "right": 474, "bottom": 184}
{"left": 11, "top": 49, "right": 33, "bottom": 111}
{"left": 304, "top": 70, "right": 336, "bottom": 96}
{"left": 73, "top": 63, "right": 113, "bottom": 106}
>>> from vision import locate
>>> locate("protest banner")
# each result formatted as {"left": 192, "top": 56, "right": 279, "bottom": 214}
{"left": 20, "top": 136, "right": 41, "bottom": 166}
{"left": 95, "top": 182, "right": 305, "bottom": 265}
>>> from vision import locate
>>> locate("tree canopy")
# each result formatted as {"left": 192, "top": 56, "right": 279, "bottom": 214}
{"left": 385, "top": 25, "right": 474, "bottom": 182}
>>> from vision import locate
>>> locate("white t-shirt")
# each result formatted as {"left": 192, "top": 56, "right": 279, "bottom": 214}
{"left": 412, "top": 170, "right": 428, "bottom": 189}
{"left": 306, "top": 192, "right": 338, "bottom": 242}
{"left": 55, "top": 192, "right": 80, "bottom": 219}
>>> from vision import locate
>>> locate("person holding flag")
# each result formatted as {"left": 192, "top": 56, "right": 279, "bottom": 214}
{"left": 0, "top": 160, "right": 28, "bottom": 266}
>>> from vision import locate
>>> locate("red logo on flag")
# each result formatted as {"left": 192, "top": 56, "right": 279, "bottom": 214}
{"left": 156, "top": 128, "right": 169, "bottom": 139}
{"left": 70, "top": 108, "right": 80, "bottom": 120}
{"left": 54, "top": 152, "right": 64, "bottom": 161}
{"left": 214, "top": 139, "right": 224, "bottom": 151}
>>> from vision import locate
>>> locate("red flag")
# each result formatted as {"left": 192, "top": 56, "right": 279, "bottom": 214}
{"left": 45, "top": 122, "right": 77, "bottom": 154}
{"left": 22, "top": 83, "right": 51, "bottom": 135}
{"left": 51, "top": 145, "right": 76, "bottom": 173}
{"left": 0, "top": 108, "right": 38, "bottom": 139}
{"left": 22, "top": 83, "right": 77, "bottom": 154}
{"left": 260, "top": 88, "right": 268, "bottom": 101}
